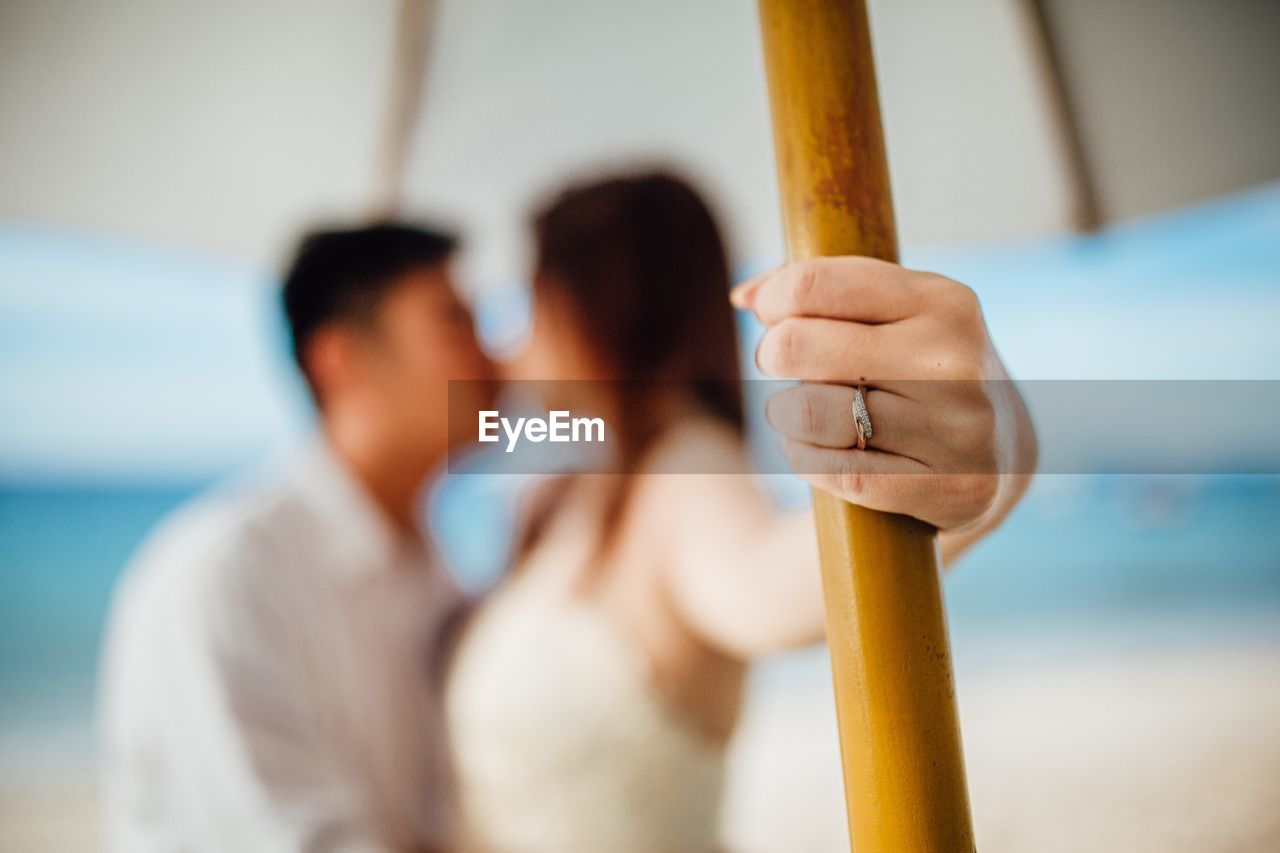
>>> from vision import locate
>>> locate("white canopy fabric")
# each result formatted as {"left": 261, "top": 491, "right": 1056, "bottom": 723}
{"left": 0, "top": 0, "right": 402, "bottom": 266}
{"left": 2, "top": 0, "right": 1277, "bottom": 278}
{"left": 403, "top": 0, "right": 1070, "bottom": 289}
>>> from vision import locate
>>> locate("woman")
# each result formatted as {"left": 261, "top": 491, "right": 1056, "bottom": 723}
{"left": 447, "top": 170, "right": 1035, "bottom": 852}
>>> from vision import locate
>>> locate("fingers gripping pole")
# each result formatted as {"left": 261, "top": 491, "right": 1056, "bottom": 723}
{"left": 756, "top": 2, "right": 977, "bottom": 851}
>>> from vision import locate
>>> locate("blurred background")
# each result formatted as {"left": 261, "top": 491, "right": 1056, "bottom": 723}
{"left": 2, "top": 0, "right": 1279, "bottom": 850}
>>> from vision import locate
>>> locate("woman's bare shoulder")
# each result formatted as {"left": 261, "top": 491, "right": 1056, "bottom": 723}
{"left": 642, "top": 415, "right": 752, "bottom": 476}
{"left": 631, "top": 418, "right": 769, "bottom": 531}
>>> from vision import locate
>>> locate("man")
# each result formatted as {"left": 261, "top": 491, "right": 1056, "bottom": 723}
{"left": 100, "top": 224, "right": 492, "bottom": 852}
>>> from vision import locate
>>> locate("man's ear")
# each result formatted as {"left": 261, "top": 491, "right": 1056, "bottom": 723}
{"left": 302, "top": 325, "right": 362, "bottom": 405}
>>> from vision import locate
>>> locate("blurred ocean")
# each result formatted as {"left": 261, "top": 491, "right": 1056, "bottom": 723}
{"left": 0, "top": 483, "right": 192, "bottom": 775}
{"left": 3, "top": 474, "right": 1279, "bottom": 777}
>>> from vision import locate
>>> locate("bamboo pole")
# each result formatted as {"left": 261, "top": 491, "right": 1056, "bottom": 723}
{"left": 757, "top": 2, "right": 976, "bottom": 851}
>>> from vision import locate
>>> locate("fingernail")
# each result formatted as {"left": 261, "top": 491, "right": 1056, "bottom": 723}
{"left": 729, "top": 283, "right": 750, "bottom": 308}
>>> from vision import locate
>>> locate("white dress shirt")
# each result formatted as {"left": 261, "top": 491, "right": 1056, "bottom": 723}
{"left": 99, "top": 441, "right": 467, "bottom": 852}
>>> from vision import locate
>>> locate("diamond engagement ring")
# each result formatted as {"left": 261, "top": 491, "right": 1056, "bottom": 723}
{"left": 852, "top": 386, "right": 873, "bottom": 450}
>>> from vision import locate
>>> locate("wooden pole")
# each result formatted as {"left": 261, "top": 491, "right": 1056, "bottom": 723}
{"left": 757, "top": 2, "right": 976, "bottom": 851}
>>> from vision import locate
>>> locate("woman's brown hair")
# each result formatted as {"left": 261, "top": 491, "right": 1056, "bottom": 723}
{"left": 532, "top": 169, "right": 743, "bottom": 439}
{"left": 521, "top": 169, "right": 745, "bottom": 563}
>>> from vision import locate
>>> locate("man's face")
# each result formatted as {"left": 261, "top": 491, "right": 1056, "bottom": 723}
{"left": 355, "top": 265, "right": 494, "bottom": 467}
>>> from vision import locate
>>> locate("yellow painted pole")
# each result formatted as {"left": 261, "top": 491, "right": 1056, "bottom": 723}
{"left": 757, "top": 2, "right": 976, "bottom": 851}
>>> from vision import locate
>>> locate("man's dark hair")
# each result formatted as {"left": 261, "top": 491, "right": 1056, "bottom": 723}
{"left": 281, "top": 222, "right": 458, "bottom": 381}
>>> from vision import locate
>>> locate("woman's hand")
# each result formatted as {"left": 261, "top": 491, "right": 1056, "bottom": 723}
{"left": 732, "top": 257, "right": 1037, "bottom": 558}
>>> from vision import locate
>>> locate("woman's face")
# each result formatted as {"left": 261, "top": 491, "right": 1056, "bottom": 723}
{"left": 504, "top": 278, "right": 609, "bottom": 410}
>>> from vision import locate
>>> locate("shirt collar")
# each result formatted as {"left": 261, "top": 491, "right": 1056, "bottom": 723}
{"left": 291, "top": 437, "right": 432, "bottom": 583}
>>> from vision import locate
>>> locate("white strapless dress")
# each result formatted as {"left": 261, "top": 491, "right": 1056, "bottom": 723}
{"left": 447, "top": 503, "right": 726, "bottom": 852}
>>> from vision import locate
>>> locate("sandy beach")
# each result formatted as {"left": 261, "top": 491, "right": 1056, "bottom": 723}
{"left": 0, "top": 780, "right": 100, "bottom": 852}
{"left": 723, "top": 640, "right": 1280, "bottom": 853}
{"left": 3, "top": 637, "right": 1277, "bottom": 851}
